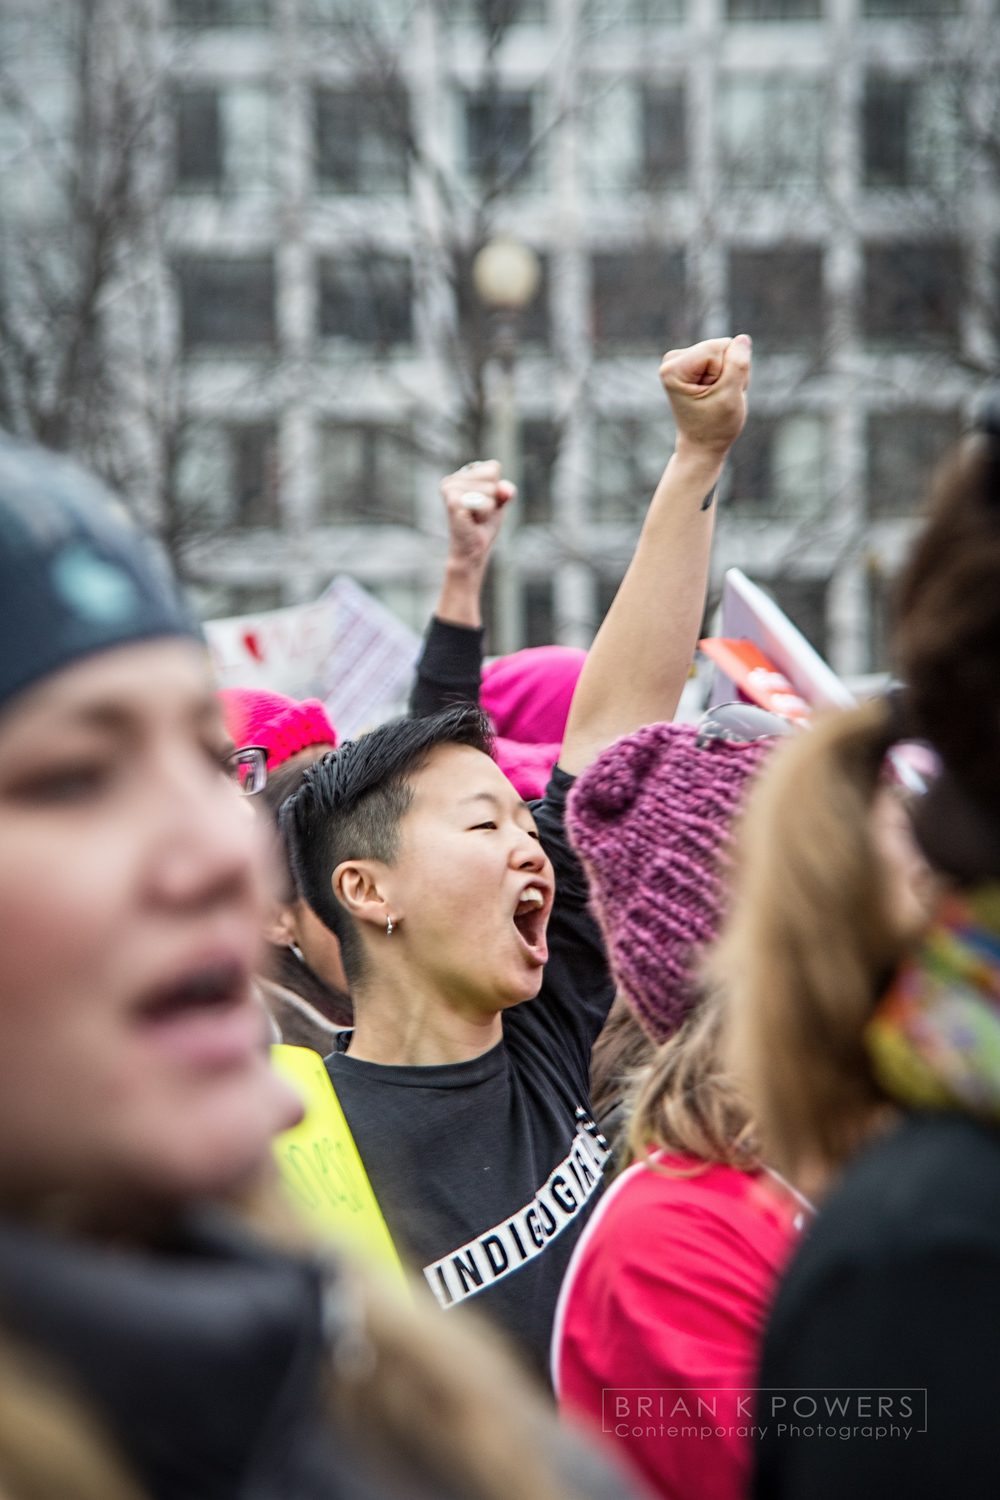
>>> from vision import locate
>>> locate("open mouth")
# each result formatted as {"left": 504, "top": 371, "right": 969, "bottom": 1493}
{"left": 513, "top": 885, "right": 549, "bottom": 961}
{"left": 132, "top": 957, "right": 263, "bottom": 1069}
{"left": 136, "top": 960, "right": 248, "bottom": 1025}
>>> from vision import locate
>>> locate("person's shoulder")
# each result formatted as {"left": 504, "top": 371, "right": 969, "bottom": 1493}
{"left": 579, "top": 1154, "right": 773, "bottom": 1261}
{"left": 819, "top": 1112, "right": 1000, "bottom": 1250}
{"left": 529, "top": 764, "right": 575, "bottom": 825}
{"left": 775, "top": 1113, "right": 1000, "bottom": 1321}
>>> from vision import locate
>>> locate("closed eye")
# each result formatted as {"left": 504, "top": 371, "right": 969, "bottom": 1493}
{"left": 469, "top": 820, "right": 498, "bottom": 831}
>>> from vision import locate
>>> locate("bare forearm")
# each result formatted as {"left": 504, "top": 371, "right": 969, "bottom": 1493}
{"left": 435, "top": 559, "right": 487, "bottom": 629}
{"left": 560, "top": 440, "right": 723, "bottom": 775}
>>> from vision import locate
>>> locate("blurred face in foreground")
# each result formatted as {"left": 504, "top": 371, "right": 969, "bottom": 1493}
{"left": 0, "top": 639, "right": 299, "bottom": 1217}
{"left": 344, "top": 744, "right": 555, "bottom": 1013}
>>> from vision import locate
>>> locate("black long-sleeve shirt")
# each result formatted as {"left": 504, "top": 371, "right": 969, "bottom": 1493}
{"left": 409, "top": 617, "right": 483, "bottom": 719}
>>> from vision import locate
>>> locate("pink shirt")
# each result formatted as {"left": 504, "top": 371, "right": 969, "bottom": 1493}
{"left": 552, "top": 1151, "right": 806, "bottom": 1500}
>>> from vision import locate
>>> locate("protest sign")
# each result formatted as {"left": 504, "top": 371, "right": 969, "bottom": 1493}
{"left": 203, "top": 577, "right": 421, "bottom": 737}
{"left": 204, "top": 600, "right": 335, "bottom": 701}
{"left": 699, "top": 638, "right": 812, "bottom": 728}
{"left": 320, "top": 575, "right": 421, "bottom": 740}
{"left": 705, "top": 568, "right": 856, "bottom": 713}
{"left": 270, "top": 1044, "right": 408, "bottom": 1291}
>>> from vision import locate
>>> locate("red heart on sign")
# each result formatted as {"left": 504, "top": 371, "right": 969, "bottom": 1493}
{"left": 242, "top": 630, "right": 265, "bottom": 663}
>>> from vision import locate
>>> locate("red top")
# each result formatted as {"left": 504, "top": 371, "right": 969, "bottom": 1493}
{"left": 552, "top": 1151, "right": 806, "bottom": 1500}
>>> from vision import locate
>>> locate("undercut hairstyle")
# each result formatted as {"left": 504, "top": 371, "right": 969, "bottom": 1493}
{"left": 280, "top": 706, "right": 494, "bottom": 986}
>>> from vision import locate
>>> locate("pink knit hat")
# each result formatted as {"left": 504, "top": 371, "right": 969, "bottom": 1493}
{"left": 494, "top": 736, "right": 563, "bottom": 803}
{"left": 481, "top": 646, "right": 586, "bottom": 745}
{"left": 567, "top": 721, "right": 773, "bottom": 1042}
{"left": 218, "top": 687, "right": 337, "bottom": 771}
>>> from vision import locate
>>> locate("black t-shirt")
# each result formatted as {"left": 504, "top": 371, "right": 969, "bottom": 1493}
{"left": 754, "top": 1111, "right": 1000, "bottom": 1500}
{"left": 326, "top": 767, "right": 615, "bottom": 1376}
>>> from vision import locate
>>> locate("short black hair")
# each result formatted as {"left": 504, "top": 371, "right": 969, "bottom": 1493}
{"left": 280, "top": 705, "right": 494, "bottom": 985}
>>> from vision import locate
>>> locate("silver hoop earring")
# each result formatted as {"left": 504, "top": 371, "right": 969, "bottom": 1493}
{"left": 386, "top": 917, "right": 394, "bottom": 936}
{"left": 288, "top": 943, "right": 305, "bottom": 963}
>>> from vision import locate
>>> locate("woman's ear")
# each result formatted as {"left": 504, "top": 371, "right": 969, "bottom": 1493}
{"left": 333, "top": 861, "right": 392, "bottom": 930}
{"left": 263, "top": 902, "right": 300, "bottom": 950}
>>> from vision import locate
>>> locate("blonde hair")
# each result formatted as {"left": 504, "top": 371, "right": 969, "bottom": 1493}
{"left": 714, "top": 699, "right": 909, "bottom": 1183}
{"left": 625, "top": 988, "right": 759, "bottom": 1173}
{"left": 0, "top": 1332, "right": 145, "bottom": 1500}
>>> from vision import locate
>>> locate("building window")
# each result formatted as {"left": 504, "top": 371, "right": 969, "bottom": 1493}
{"left": 863, "top": 243, "right": 962, "bottom": 348}
{"left": 319, "top": 425, "right": 416, "bottom": 525}
{"left": 592, "top": 414, "right": 674, "bottom": 522}
{"left": 521, "top": 420, "right": 559, "bottom": 524}
{"left": 758, "top": 577, "right": 828, "bottom": 656}
{"left": 232, "top": 425, "right": 280, "bottom": 528}
{"left": 446, "top": 0, "right": 547, "bottom": 23}
{"left": 314, "top": 89, "right": 409, "bottom": 195}
{"left": 173, "top": 0, "right": 269, "bottom": 24}
{"left": 465, "top": 91, "right": 534, "bottom": 187}
{"left": 583, "top": 0, "right": 684, "bottom": 22}
{"left": 227, "top": 583, "right": 283, "bottom": 614}
{"left": 176, "top": 422, "right": 279, "bottom": 528}
{"left": 867, "top": 409, "right": 961, "bottom": 518}
{"left": 175, "top": 90, "right": 222, "bottom": 190}
{"left": 592, "top": 249, "right": 686, "bottom": 350}
{"left": 595, "top": 573, "right": 623, "bottom": 624}
{"left": 318, "top": 256, "right": 412, "bottom": 348}
{"left": 726, "top": 0, "right": 821, "bottom": 20}
{"left": 868, "top": 564, "right": 895, "bottom": 672}
{"left": 727, "top": 414, "right": 826, "bottom": 518}
{"left": 729, "top": 247, "right": 824, "bottom": 348}
{"left": 176, "top": 258, "right": 275, "bottom": 348}
{"left": 718, "top": 76, "right": 824, "bottom": 189}
{"left": 862, "top": 73, "right": 960, "bottom": 190}
{"left": 863, "top": 76, "right": 910, "bottom": 188}
{"left": 861, "top": 0, "right": 959, "bottom": 17}
{"left": 642, "top": 86, "right": 686, "bottom": 188}
{"left": 524, "top": 578, "right": 555, "bottom": 646}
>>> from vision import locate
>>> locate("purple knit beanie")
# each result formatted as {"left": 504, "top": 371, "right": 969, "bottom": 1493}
{"left": 567, "top": 721, "right": 774, "bottom": 1043}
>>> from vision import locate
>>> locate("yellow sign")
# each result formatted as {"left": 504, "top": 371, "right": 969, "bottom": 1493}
{"left": 270, "top": 1044, "right": 408, "bottom": 1291}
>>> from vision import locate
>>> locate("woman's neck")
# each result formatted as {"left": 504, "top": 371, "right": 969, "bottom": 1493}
{"left": 346, "top": 973, "right": 504, "bottom": 1066}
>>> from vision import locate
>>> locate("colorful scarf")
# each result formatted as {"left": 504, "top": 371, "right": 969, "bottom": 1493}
{"left": 866, "top": 884, "right": 1000, "bottom": 1120}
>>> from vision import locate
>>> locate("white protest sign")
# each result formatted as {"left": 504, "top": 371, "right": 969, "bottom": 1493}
{"left": 204, "top": 599, "right": 336, "bottom": 701}
{"left": 204, "top": 578, "right": 422, "bottom": 738}
{"left": 321, "top": 576, "right": 422, "bottom": 740}
{"left": 707, "top": 568, "right": 856, "bottom": 712}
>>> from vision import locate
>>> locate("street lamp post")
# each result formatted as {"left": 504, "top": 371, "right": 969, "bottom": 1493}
{"left": 471, "top": 236, "right": 541, "bottom": 656}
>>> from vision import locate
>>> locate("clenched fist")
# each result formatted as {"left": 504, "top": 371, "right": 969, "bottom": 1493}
{"left": 660, "top": 336, "right": 752, "bottom": 459}
{"left": 440, "top": 459, "right": 515, "bottom": 575}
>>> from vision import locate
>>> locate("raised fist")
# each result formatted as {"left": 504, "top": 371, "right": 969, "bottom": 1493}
{"left": 659, "top": 336, "right": 752, "bottom": 458}
{"left": 440, "top": 459, "right": 516, "bottom": 573}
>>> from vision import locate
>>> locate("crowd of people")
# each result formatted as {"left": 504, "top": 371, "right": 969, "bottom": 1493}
{"left": 0, "top": 331, "right": 998, "bottom": 1500}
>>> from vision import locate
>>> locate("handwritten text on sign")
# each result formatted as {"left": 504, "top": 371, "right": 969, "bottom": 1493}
{"left": 270, "top": 1044, "right": 407, "bottom": 1291}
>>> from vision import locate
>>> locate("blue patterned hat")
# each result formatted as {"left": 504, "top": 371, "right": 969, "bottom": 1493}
{"left": 0, "top": 434, "right": 199, "bottom": 709}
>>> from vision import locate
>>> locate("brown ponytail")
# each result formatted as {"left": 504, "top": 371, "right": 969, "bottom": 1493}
{"left": 714, "top": 700, "right": 908, "bottom": 1183}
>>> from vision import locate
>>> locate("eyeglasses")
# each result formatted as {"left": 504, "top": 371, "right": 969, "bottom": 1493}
{"left": 696, "top": 701, "right": 797, "bottom": 749}
{"left": 224, "top": 745, "right": 268, "bottom": 796}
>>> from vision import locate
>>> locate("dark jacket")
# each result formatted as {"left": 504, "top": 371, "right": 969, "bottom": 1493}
{"left": 0, "top": 1208, "right": 409, "bottom": 1500}
{"left": 754, "top": 1112, "right": 1000, "bottom": 1500}
{"left": 0, "top": 1208, "right": 636, "bottom": 1500}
